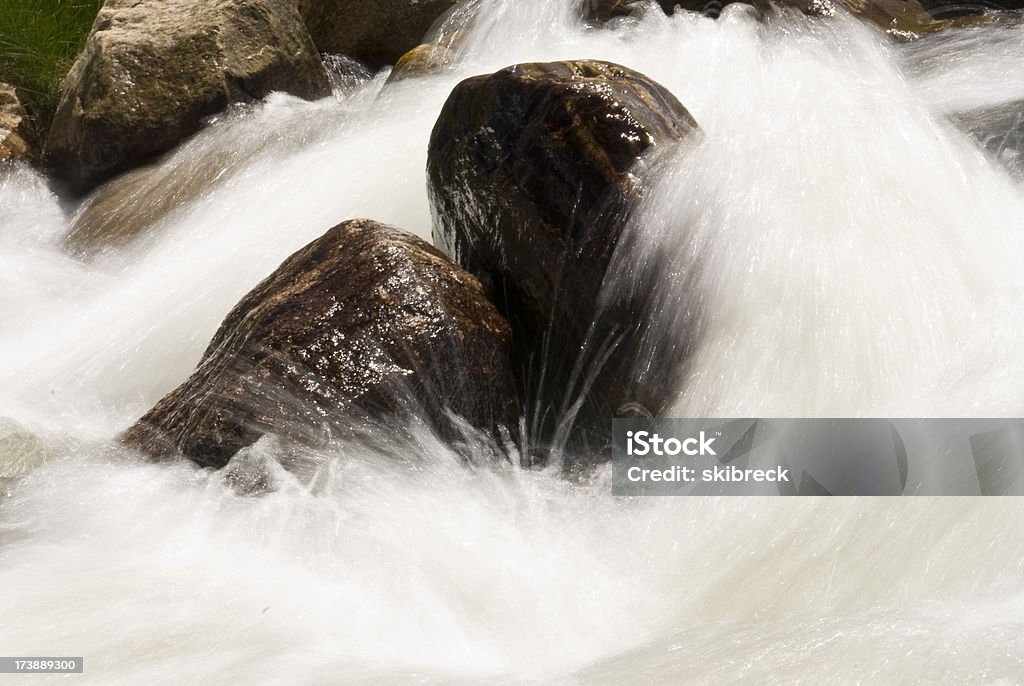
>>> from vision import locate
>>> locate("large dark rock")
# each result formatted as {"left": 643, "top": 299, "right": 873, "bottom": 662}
{"left": 122, "top": 219, "right": 520, "bottom": 469}
{"left": 427, "top": 61, "right": 699, "bottom": 462}
{"left": 45, "top": 0, "right": 330, "bottom": 195}
{"left": 297, "top": 0, "right": 458, "bottom": 69}
{"left": 0, "top": 84, "right": 37, "bottom": 164}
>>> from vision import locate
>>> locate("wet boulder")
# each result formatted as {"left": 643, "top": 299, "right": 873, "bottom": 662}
{"left": 427, "top": 60, "right": 699, "bottom": 460}
{"left": 388, "top": 31, "right": 464, "bottom": 83}
{"left": 45, "top": 0, "right": 330, "bottom": 195}
{"left": 387, "top": 22, "right": 465, "bottom": 83}
{"left": 0, "top": 85, "right": 37, "bottom": 164}
{"left": 297, "top": 0, "right": 458, "bottom": 69}
{"left": 389, "top": 43, "right": 453, "bottom": 82}
{"left": 122, "top": 218, "right": 520, "bottom": 469}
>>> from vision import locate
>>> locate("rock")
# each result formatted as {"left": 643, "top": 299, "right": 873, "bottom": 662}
{"left": 388, "top": 24, "right": 467, "bottom": 83}
{"left": 122, "top": 218, "right": 520, "bottom": 469}
{"left": 586, "top": 0, "right": 1004, "bottom": 32}
{"left": 427, "top": 61, "right": 699, "bottom": 461}
{"left": 583, "top": 0, "right": 679, "bottom": 21}
{"left": 65, "top": 137, "right": 246, "bottom": 256}
{"left": 953, "top": 101, "right": 1024, "bottom": 178}
{"left": 388, "top": 24, "right": 465, "bottom": 83}
{"left": 45, "top": 0, "right": 331, "bottom": 195}
{"left": 389, "top": 40, "right": 456, "bottom": 82}
{"left": 0, "top": 85, "right": 37, "bottom": 164}
{"left": 822, "top": 0, "right": 977, "bottom": 36}
{"left": 920, "top": 0, "right": 1023, "bottom": 14}
{"left": 297, "top": 0, "right": 458, "bottom": 69}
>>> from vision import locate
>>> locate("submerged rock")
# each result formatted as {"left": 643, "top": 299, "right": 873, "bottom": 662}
{"left": 583, "top": 0, "right": 679, "bottom": 21}
{"left": 388, "top": 21, "right": 465, "bottom": 83}
{"left": 954, "top": 100, "right": 1024, "bottom": 178}
{"left": 0, "top": 85, "right": 37, "bottom": 164}
{"left": 45, "top": 0, "right": 330, "bottom": 195}
{"left": 297, "top": 0, "right": 458, "bottom": 69}
{"left": 65, "top": 136, "right": 247, "bottom": 256}
{"left": 821, "top": 0, "right": 990, "bottom": 36}
{"left": 122, "top": 219, "right": 520, "bottom": 469}
{"left": 389, "top": 40, "right": 457, "bottom": 82}
{"left": 920, "top": 0, "right": 1024, "bottom": 14}
{"left": 587, "top": 0, "right": 1004, "bottom": 32}
{"left": 428, "top": 61, "right": 699, "bottom": 462}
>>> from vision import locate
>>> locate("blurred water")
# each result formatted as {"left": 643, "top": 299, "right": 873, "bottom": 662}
{"left": 1, "top": 0, "right": 1024, "bottom": 683}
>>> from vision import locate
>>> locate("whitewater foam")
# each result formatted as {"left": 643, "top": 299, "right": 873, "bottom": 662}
{"left": 2, "top": 0, "right": 1024, "bottom": 683}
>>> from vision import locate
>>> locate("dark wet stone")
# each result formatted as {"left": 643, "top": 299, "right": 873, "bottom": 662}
{"left": 122, "top": 218, "right": 520, "bottom": 469}
{"left": 427, "top": 60, "right": 699, "bottom": 465}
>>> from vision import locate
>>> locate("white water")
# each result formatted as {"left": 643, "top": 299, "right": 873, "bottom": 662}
{"left": 2, "top": 1, "right": 1024, "bottom": 683}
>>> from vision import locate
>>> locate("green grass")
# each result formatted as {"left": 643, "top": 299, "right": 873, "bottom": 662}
{"left": 0, "top": 0, "right": 102, "bottom": 138}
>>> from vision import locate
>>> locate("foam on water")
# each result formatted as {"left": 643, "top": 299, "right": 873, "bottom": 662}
{"left": 605, "top": 13, "right": 1024, "bottom": 417}
{"left": 3, "top": 442, "right": 1024, "bottom": 684}
{"left": 2, "top": 0, "right": 1024, "bottom": 683}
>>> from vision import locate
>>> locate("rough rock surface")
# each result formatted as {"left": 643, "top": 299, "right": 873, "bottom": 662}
{"left": 123, "top": 219, "right": 520, "bottom": 468}
{"left": 46, "top": 0, "right": 330, "bottom": 194}
{"left": 297, "top": 0, "right": 458, "bottom": 69}
{"left": 428, "top": 61, "right": 699, "bottom": 460}
{"left": 0, "top": 85, "right": 37, "bottom": 164}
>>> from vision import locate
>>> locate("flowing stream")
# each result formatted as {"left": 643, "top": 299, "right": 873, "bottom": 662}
{"left": 2, "top": 1, "right": 1024, "bottom": 683}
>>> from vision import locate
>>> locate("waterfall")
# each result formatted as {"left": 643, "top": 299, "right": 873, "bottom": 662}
{"left": 2, "top": 1, "right": 1024, "bottom": 683}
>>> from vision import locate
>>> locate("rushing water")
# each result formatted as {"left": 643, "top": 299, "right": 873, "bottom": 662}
{"left": 2, "top": 1, "right": 1024, "bottom": 683}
